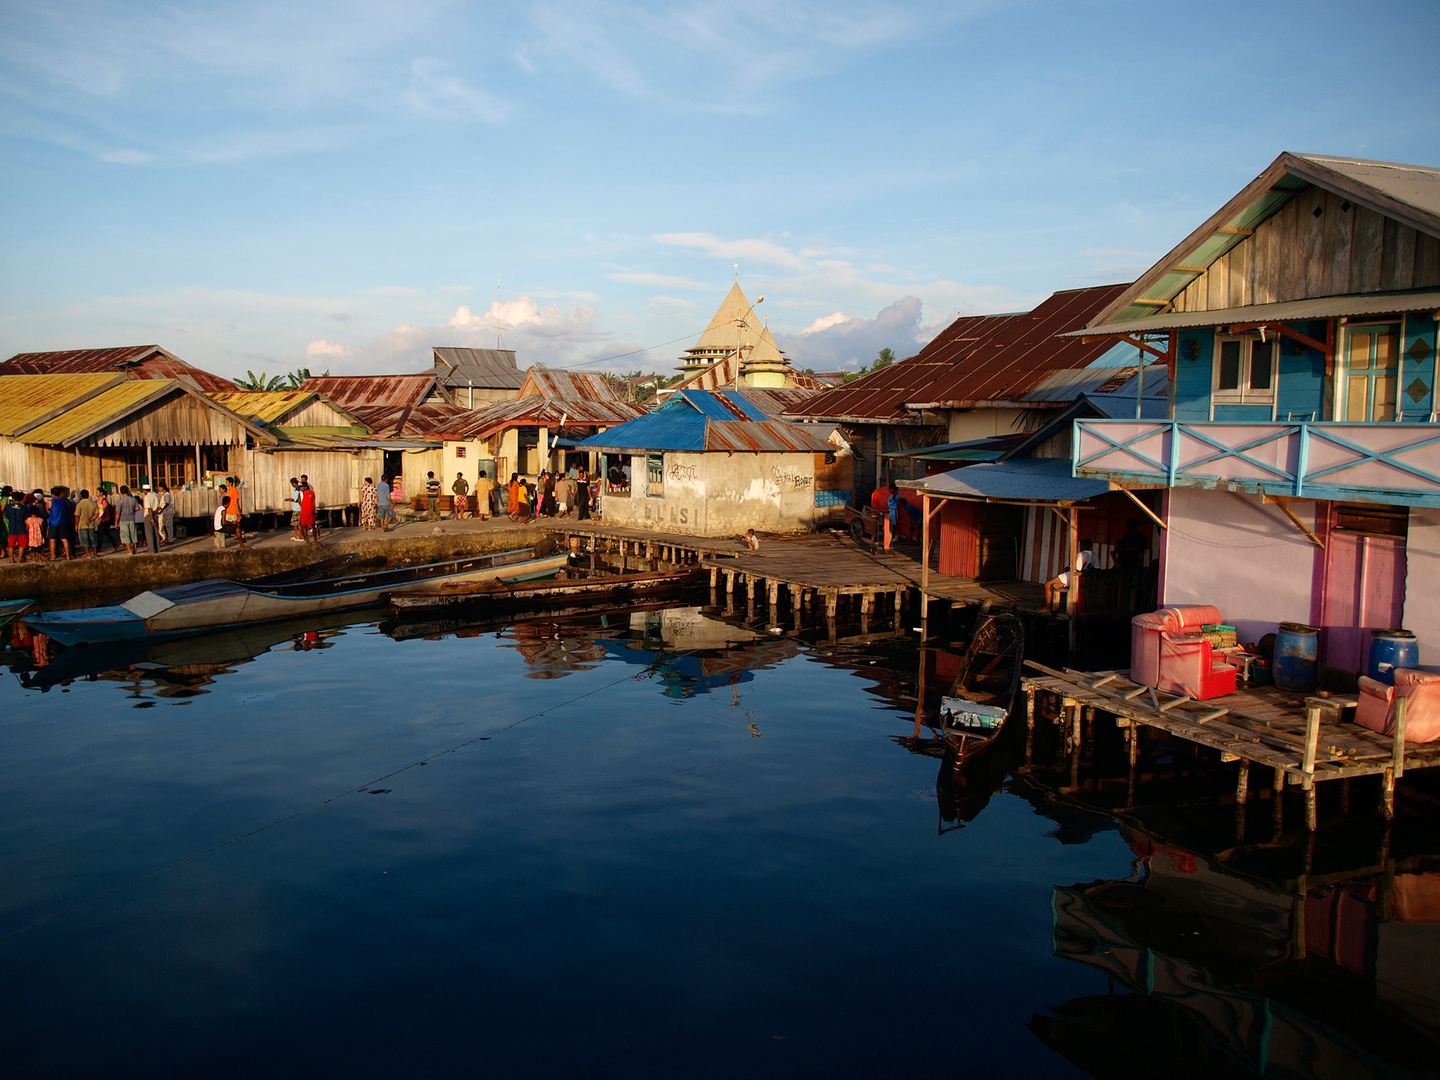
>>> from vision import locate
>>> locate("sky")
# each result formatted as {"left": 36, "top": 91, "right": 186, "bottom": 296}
{"left": 2, "top": 0, "right": 1438, "bottom": 381}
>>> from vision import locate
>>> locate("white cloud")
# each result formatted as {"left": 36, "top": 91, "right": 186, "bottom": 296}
{"left": 775, "top": 297, "right": 926, "bottom": 370}
{"left": 801, "top": 312, "right": 850, "bottom": 335}
{"left": 401, "top": 58, "right": 510, "bottom": 122}
{"left": 306, "top": 338, "right": 350, "bottom": 357}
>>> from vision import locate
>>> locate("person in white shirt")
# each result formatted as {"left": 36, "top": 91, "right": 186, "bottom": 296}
{"left": 1045, "top": 539, "right": 1098, "bottom": 610}
{"left": 142, "top": 485, "right": 162, "bottom": 554}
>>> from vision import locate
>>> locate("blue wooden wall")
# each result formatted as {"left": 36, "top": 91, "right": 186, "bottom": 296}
{"left": 1275, "top": 320, "right": 1326, "bottom": 421}
{"left": 1402, "top": 314, "right": 1437, "bottom": 419}
{"left": 1173, "top": 329, "right": 1211, "bottom": 421}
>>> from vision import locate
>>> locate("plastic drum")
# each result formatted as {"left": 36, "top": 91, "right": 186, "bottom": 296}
{"left": 1368, "top": 629, "right": 1419, "bottom": 685}
{"left": 1274, "top": 622, "right": 1319, "bottom": 692}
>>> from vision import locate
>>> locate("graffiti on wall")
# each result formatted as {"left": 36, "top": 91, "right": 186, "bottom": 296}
{"left": 771, "top": 466, "right": 812, "bottom": 492}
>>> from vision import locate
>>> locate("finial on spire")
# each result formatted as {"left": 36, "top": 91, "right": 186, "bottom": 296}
{"left": 734, "top": 262, "right": 738, "bottom": 282}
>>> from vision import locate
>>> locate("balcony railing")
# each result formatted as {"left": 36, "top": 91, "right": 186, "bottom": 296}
{"left": 1073, "top": 420, "right": 1440, "bottom": 506}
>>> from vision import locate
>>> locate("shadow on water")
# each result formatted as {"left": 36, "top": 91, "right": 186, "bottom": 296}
{"left": 5, "top": 599, "right": 1440, "bottom": 1078}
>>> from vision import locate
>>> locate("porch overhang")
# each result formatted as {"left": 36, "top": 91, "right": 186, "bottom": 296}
{"left": 1073, "top": 418, "right": 1440, "bottom": 508}
{"left": 1060, "top": 288, "right": 1440, "bottom": 338}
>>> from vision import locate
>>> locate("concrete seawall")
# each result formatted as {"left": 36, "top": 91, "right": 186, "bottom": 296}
{"left": 0, "top": 525, "right": 551, "bottom": 601}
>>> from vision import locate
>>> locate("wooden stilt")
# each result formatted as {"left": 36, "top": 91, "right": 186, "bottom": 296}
{"left": 1235, "top": 761, "right": 1249, "bottom": 805}
{"left": 1305, "top": 784, "right": 1318, "bottom": 832}
{"left": 1382, "top": 767, "right": 1395, "bottom": 820}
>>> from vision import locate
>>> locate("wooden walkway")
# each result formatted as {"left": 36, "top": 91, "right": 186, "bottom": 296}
{"left": 1023, "top": 661, "right": 1440, "bottom": 829}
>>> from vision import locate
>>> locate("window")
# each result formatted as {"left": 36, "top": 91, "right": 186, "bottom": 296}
{"left": 1213, "top": 335, "right": 1276, "bottom": 407}
{"left": 605, "top": 454, "right": 632, "bottom": 494}
{"left": 124, "top": 448, "right": 196, "bottom": 490}
{"left": 454, "top": 445, "right": 466, "bottom": 459}
{"left": 1344, "top": 325, "right": 1400, "bottom": 422}
{"left": 646, "top": 453, "right": 664, "bottom": 498}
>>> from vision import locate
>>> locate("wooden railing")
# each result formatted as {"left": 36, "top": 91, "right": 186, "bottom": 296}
{"left": 1073, "top": 420, "right": 1440, "bottom": 506}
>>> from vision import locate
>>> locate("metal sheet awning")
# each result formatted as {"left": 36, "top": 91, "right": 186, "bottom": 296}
{"left": 900, "top": 457, "right": 1111, "bottom": 504}
{"left": 1062, "top": 288, "right": 1440, "bottom": 337}
{"left": 881, "top": 433, "right": 1027, "bottom": 461}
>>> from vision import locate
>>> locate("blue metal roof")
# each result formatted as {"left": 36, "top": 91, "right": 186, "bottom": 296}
{"left": 903, "top": 457, "right": 1111, "bottom": 503}
{"left": 578, "top": 390, "right": 833, "bottom": 454}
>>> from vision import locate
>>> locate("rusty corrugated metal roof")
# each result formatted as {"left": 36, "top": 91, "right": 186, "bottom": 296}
{"left": 432, "top": 347, "right": 523, "bottom": 389}
{"left": 787, "top": 284, "right": 1130, "bottom": 422}
{"left": 438, "top": 396, "right": 646, "bottom": 441}
{"left": 0, "top": 345, "right": 238, "bottom": 393}
{"left": 300, "top": 373, "right": 440, "bottom": 409}
{"left": 518, "top": 367, "right": 623, "bottom": 401}
{"left": 0, "top": 373, "right": 128, "bottom": 437}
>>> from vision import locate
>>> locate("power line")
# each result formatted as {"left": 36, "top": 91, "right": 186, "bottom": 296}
{"left": 551, "top": 331, "right": 702, "bottom": 370}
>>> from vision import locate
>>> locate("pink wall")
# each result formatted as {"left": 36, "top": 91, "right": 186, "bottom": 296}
{"left": 1404, "top": 508, "right": 1440, "bottom": 672}
{"left": 1160, "top": 488, "right": 1318, "bottom": 646}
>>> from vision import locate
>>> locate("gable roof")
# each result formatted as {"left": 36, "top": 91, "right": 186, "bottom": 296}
{"left": 13, "top": 378, "right": 275, "bottom": 448}
{"left": 207, "top": 390, "right": 364, "bottom": 428}
{"left": 579, "top": 390, "right": 834, "bottom": 454}
{"left": 299, "top": 373, "right": 445, "bottom": 409}
{"left": 1087, "top": 152, "right": 1440, "bottom": 328}
{"left": 434, "top": 395, "right": 645, "bottom": 442}
{"left": 0, "top": 373, "right": 129, "bottom": 437}
{"left": 518, "top": 367, "right": 623, "bottom": 401}
{"left": 665, "top": 351, "right": 826, "bottom": 394}
{"left": 0, "top": 345, "right": 239, "bottom": 393}
{"left": 787, "top": 284, "right": 1130, "bottom": 423}
{"left": 432, "top": 347, "right": 524, "bottom": 389}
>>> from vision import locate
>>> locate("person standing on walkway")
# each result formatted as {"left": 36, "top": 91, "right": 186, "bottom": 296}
{"left": 225, "top": 477, "right": 249, "bottom": 549}
{"left": 75, "top": 489, "right": 98, "bottom": 559}
{"left": 95, "top": 490, "right": 119, "bottom": 554}
{"left": 5, "top": 493, "right": 29, "bottom": 564}
{"left": 507, "top": 473, "right": 520, "bottom": 521}
{"left": 473, "top": 470, "right": 493, "bottom": 523}
{"left": 142, "top": 484, "right": 161, "bottom": 553}
{"left": 377, "top": 475, "right": 395, "bottom": 532}
{"left": 159, "top": 483, "right": 175, "bottom": 544}
{"left": 359, "top": 477, "right": 379, "bottom": 530}
{"left": 425, "top": 471, "right": 441, "bottom": 521}
{"left": 451, "top": 472, "right": 469, "bottom": 520}
{"left": 575, "top": 468, "right": 591, "bottom": 521}
{"left": 556, "top": 472, "right": 573, "bottom": 518}
{"left": 47, "top": 487, "right": 75, "bottom": 561}
{"left": 289, "top": 477, "right": 304, "bottom": 541}
{"left": 116, "top": 485, "right": 139, "bottom": 555}
{"left": 300, "top": 481, "right": 319, "bottom": 544}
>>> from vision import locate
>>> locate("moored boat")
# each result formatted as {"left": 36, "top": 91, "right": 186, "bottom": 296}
{"left": 23, "top": 547, "right": 571, "bottom": 646}
{"left": 939, "top": 612, "right": 1025, "bottom": 765}
{"left": 388, "top": 568, "right": 704, "bottom": 615}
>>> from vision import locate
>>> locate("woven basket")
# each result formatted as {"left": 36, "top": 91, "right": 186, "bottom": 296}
{"left": 1201, "top": 624, "right": 1238, "bottom": 649}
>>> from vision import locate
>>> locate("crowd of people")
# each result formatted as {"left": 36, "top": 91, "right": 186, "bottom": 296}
{"left": 3, "top": 482, "right": 182, "bottom": 561}
{"left": 504, "top": 466, "right": 594, "bottom": 523}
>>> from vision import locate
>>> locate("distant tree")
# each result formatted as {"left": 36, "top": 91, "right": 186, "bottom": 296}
{"left": 875, "top": 347, "right": 896, "bottom": 368}
{"left": 237, "top": 370, "right": 285, "bottom": 390}
{"left": 284, "top": 366, "right": 327, "bottom": 389}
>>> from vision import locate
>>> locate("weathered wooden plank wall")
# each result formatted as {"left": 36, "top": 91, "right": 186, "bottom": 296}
{"left": 82, "top": 394, "right": 249, "bottom": 448}
{"left": 1174, "top": 191, "right": 1440, "bottom": 312}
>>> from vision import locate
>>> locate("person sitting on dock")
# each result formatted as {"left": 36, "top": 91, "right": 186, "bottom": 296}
{"left": 742, "top": 529, "right": 760, "bottom": 551}
{"left": 1044, "top": 539, "right": 1097, "bottom": 611}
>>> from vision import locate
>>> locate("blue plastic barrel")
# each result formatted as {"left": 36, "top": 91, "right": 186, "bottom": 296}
{"left": 1368, "top": 629, "right": 1419, "bottom": 685}
{"left": 1274, "top": 623, "right": 1319, "bottom": 692}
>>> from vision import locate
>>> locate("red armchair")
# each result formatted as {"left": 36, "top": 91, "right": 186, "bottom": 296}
{"left": 1130, "top": 605, "right": 1238, "bottom": 701}
{"left": 1356, "top": 669, "right": 1440, "bottom": 743}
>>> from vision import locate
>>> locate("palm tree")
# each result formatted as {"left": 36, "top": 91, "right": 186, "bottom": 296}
{"left": 874, "top": 347, "right": 896, "bottom": 368}
{"left": 284, "top": 367, "right": 326, "bottom": 389}
{"left": 236, "top": 370, "right": 285, "bottom": 390}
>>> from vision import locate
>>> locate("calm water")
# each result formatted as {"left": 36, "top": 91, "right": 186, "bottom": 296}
{"left": 3, "top": 605, "right": 1438, "bottom": 1078}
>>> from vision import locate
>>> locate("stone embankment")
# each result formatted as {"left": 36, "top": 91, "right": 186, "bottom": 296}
{"left": 0, "top": 522, "right": 550, "bottom": 601}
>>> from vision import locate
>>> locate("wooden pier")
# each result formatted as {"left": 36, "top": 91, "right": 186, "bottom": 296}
{"left": 1022, "top": 661, "right": 1440, "bottom": 830}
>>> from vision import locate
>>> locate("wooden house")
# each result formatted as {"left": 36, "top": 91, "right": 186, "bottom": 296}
{"left": 787, "top": 285, "right": 1166, "bottom": 501}
{"left": 0, "top": 373, "right": 274, "bottom": 517}
{"left": 577, "top": 390, "right": 839, "bottom": 536}
{"left": 431, "top": 347, "right": 524, "bottom": 407}
{"left": 439, "top": 366, "right": 647, "bottom": 484}
{"left": 1067, "top": 151, "right": 1440, "bottom": 673}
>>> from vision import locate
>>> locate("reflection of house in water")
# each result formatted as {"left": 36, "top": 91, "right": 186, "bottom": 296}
{"left": 12, "top": 614, "right": 355, "bottom": 697}
{"left": 1033, "top": 824, "right": 1440, "bottom": 1078}
{"left": 498, "top": 606, "right": 800, "bottom": 696}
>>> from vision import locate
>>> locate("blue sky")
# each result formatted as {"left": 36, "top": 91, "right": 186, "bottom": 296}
{"left": 2, "top": 0, "right": 1438, "bottom": 380}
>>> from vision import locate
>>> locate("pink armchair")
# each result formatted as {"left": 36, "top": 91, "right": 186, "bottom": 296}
{"left": 1355, "top": 669, "right": 1440, "bottom": 743}
{"left": 1130, "top": 605, "right": 1238, "bottom": 701}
